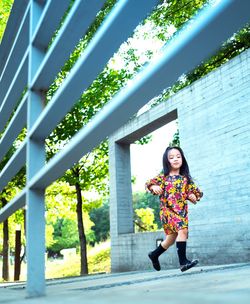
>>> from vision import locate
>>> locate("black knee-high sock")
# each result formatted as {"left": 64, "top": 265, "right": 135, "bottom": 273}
{"left": 176, "top": 241, "right": 189, "bottom": 265}
{"left": 151, "top": 243, "right": 166, "bottom": 258}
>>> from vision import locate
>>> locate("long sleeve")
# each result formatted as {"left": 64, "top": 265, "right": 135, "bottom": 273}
{"left": 145, "top": 174, "right": 164, "bottom": 194}
{"left": 187, "top": 179, "right": 203, "bottom": 201}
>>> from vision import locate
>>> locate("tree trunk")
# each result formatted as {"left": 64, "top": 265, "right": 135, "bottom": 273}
{"left": 14, "top": 229, "right": 21, "bottom": 281}
{"left": 75, "top": 182, "right": 88, "bottom": 275}
{"left": 2, "top": 198, "right": 9, "bottom": 281}
{"left": 20, "top": 209, "right": 26, "bottom": 264}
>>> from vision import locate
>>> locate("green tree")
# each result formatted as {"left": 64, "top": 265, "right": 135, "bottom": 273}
{"left": 48, "top": 218, "right": 79, "bottom": 254}
{"left": 46, "top": 139, "right": 109, "bottom": 274}
{"left": 0, "top": 176, "right": 25, "bottom": 281}
{"left": 134, "top": 207, "right": 158, "bottom": 232}
{"left": 0, "top": 0, "right": 14, "bottom": 43}
{"left": 45, "top": 181, "right": 96, "bottom": 253}
{"left": 133, "top": 191, "right": 162, "bottom": 229}
{"left": 147, "top": 1, "right": 250, "bottom": 106}
{"left": 89, "top": 199, "right": 110, "bottom": 244}
{"left": 0, "top": 0, "right": 27, "bottom": 276}
{"left": 49, "top": 215, "right": 95, "bottom": 254}
{"left": 0, "top": 131, "right": 26, "bottom": 281}
{"left": 43, "top": 0, "right": 135, "bottom": 274}
{"left": 43, "top": 1, "right": 129, "bottom": 275}
{"left": 169, "top": 129, "right": 180, "bottom": 147}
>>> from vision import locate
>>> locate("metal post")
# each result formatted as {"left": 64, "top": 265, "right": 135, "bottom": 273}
{"left": 26, "top": 0, "right": 46, "bottom": 297}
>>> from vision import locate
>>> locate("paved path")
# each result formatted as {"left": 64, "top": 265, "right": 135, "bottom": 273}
{"left": 0, "top": 263, "right": 250, "bottom": 304}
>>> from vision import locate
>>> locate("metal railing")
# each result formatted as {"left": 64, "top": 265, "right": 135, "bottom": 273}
{"left": 0, "top": 0, "right": 249, "bottom": 298}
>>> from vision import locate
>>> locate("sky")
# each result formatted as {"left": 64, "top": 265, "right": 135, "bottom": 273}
{"left": 130, "top": 120, "right": 178, "bottom": 192}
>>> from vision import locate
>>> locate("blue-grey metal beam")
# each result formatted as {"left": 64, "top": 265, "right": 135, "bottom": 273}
{"left": 29, "top": 0, "right": 159, "bottom": 140}
{"left": 0, "top": 189, "right": 26, "bottom": 223}
{"left": 0, "top": 5, "right": 30, "bottom": 107}
{"left": 31, "top": 0, "right": 112, "bottom": 90}
{"left": 0, "top": 93, "right": 27, "bottom": 161}
{"left": 0, "top": 0, "right": 29, "bottom": 74}
{"left": 32, "top": 0, "right": 71, "bottom": 50}
{"left": 28, "top": 0, "right": 250, "bottom": 190}
{"left": 0, "top": 141, "right": 26, "bottom": 192}
{"left": 0, "top": 52, "right": 28, "bottom": 133}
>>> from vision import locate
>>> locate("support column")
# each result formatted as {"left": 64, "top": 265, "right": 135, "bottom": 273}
{"left": 26, "top": 0, "right": 46, "bottom": 297}
{"left": 109, "top": 140, "right": 134, "bottom": 271}
{"left": 109, "top": 141, "right": 134, "bottom": 237}
{"left": 26, "top": 92, "right": 46, "bottom": 297}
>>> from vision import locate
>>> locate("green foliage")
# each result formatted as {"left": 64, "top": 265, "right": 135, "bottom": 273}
{"left": 45, "top": 256, "right": 80, "bottom": 279}
{"left": 0, "top": 210, "right": 25, "bottom": 252}
{"left": 0, "top": 181, "right": 26, "bottom": 253}
{"left": 135, "top": 134, "right": 153, "bottom": 145}
{"left": 186, "top": 24, "right": 250, "bottom": 81}
{"left": 149, "top": 0, "right": 208, "bottom": 37}
{"left": 45, "top": 181, "right": 98, "bottom": 253}
{"left": 45, "top": 224, "right": 55, "bottom": 248}
{"left": 60, "top": 141, "right": 109, "bottom": 195}
{"left": 147, "top": 1, "right": 250, "bottom": 108}
{"left": 0, "top": 0, "right": 14, "bottom": 42}
{"left": 43, "top": 2, "right": 131, "bottom": 201}
{"left": 48, "top": 218, "right": 79, "bottom": 253}
{"left": 131, "top": 175, "right": 136, "bottom": 185}
{"left": 1, "top": 242, "right": 111, "bottom": 280}
{"left": 88, "top": 247, "right": 110, "bottom": 274}
{"left": 45, "top": 241, "right": 111, "bottom": 279}
{"left": 0, "top": 126, "right": 26, "bottom": 211}
{"left": 89, "top": 200, "right": 110, "bottom": 244}
{"left": 45, "top": 181, "right": 77, "bottom": 223}
{"left": 47, "top": 213, "right": 95, "bottom": 254}
{"left": 169, "top": 129, "right": 180, "bottom": 147}
{"left": 134, "top": 207, "right": 158, "bottom": 232}
{"left": 133, "top": 191, "right": 162, "bottom": 229}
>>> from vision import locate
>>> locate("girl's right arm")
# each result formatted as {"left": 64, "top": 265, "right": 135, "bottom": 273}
{"left": 145, "top": 174, "right": 164, "bottom": 195}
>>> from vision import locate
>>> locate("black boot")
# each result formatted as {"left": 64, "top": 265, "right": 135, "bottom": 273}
{"left": 148, "top": 244, "right": 166, "bottom": 271}
{"left": 180, "top": 259, "right": 199, "bottom": 272}
{"left": 176, "top": 241, "right": 199, "bottom": 272}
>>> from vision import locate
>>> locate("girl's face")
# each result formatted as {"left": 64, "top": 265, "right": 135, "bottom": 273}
{"left": 167, "top": 148, "right": 183, "bottom": 170}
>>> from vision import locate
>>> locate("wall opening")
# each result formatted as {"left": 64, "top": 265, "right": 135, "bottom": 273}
{"left": 130, "top": 119, "right": 178, "bottom": 233}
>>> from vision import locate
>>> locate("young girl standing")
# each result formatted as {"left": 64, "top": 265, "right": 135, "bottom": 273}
{"left": 146, "top": 146, "right": 203, "bottom": 272}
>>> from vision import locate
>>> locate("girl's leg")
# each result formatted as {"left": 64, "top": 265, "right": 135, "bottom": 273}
{"left": 148, "top": 233, "right": 177, "bottom": 271}
{"left": 161, "top": 232, "right": 178, "bottom": 249}
{"left": 176, "top": 228, "right": 188, "bottom": 241}
{"left": 176, "top": 228, "right": 198, "bottom": 272}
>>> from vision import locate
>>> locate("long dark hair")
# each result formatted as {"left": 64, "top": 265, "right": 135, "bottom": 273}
{"left": 162, "top": 146, "right": 192, "bottom": 183}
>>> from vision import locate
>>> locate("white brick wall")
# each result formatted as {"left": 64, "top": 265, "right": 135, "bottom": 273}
{"left": 109, "top": 48, "right": 250, "bottom": 272}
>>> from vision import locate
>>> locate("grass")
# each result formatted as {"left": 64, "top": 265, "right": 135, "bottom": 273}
{"left": 0, "top": 240, "right": 111, "bottom": 282}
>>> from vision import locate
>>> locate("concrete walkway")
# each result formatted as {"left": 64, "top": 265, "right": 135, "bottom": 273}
{"left": 1, "top": 263, "right": 250, "bottom": 304}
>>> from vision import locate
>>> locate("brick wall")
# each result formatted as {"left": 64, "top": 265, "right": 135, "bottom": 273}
{"left": 109, "top": 49, "right": 250, "bottom": 272}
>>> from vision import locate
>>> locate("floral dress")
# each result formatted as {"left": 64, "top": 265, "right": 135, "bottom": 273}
{"left": 146, "top": 174, "right": 203, "bottom": 235}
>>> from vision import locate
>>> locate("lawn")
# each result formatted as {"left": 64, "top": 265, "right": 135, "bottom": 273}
{"left": 0, "top": 240, "right": 110, "bottom": 282}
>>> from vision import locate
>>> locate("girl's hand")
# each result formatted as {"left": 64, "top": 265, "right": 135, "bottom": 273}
{"left": 188, "top": 193, "right": 197, "bottom": 204}
{"left": 150, "top": 185, "right": 163, "bottom": 195}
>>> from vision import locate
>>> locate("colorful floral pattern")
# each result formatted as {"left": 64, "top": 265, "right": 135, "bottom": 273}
{"left": 145, "top": 174, "right": 203, "bottom": 235}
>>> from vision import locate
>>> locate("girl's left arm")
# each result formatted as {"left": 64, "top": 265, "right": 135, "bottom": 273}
{"left": 187, "top": 180, "right": 203, "bottom": 201}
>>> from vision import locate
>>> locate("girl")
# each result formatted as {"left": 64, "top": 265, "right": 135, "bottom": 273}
{"left": 146, "top": 146, "right": 203, "bottom": 272}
